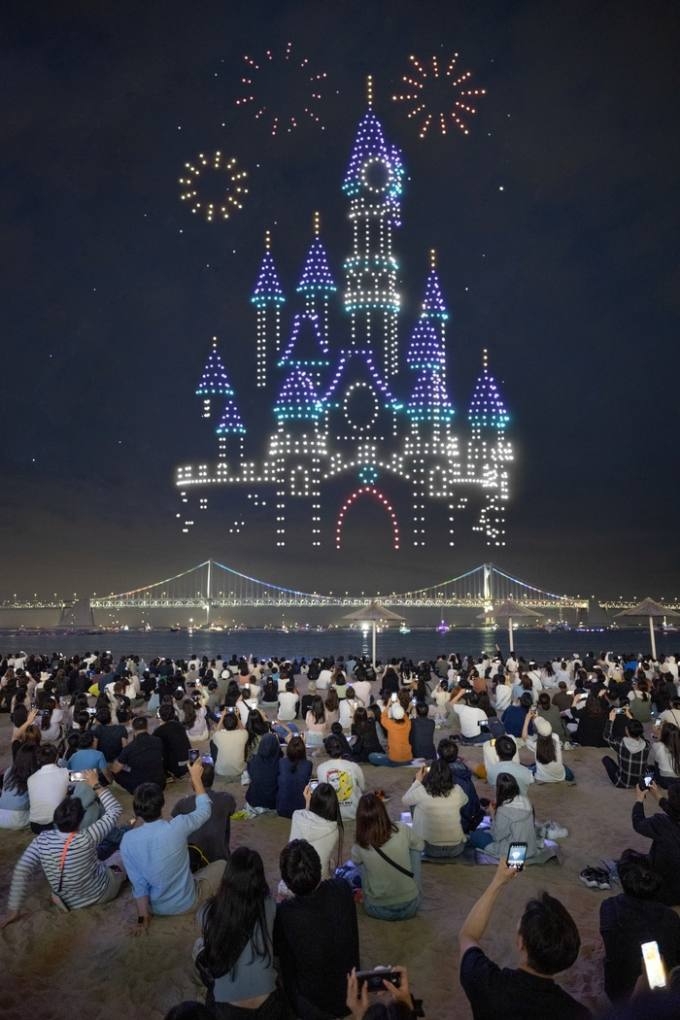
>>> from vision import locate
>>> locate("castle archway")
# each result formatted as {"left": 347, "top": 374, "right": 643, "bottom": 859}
{"left": 335, "top": 486, "right": 400, "bottom": 550}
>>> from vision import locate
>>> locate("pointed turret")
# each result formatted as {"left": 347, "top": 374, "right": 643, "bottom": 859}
{"left": 195, "top": 338, "right": 233, "bottom": 419}
{"left": 422, "top": 251, "right": 448, "bottom": 321}
{"left": 296, "top": 212, "right": 336, "bottom": 341}
{"left": 273, "top": 368, "right": 323, "bottom": 422}
{"left": 405, "top": 318, "right": 444, "bottom": 372}
{"left": 406, "top": 370, "right": 455, "bottom": 424}
{"left": 278, "top": 313, "right": 329, "bottom": 389}
{"left": 215, "top": 396, "right": 246, "bottom": 436}
{"left": 468, "top": 349, "right": 510, "bottom": 433}
{"left": 251, "top": 230, "right": 284, "bottom": 388}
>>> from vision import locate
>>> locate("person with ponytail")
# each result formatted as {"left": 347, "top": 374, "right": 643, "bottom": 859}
{"left": 649, "top": 722, "right": 680, "bottom": 787}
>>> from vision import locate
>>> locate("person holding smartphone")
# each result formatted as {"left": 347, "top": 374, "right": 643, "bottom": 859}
{"left": 458, "top": 858, "right": 590, "bottom": 1018}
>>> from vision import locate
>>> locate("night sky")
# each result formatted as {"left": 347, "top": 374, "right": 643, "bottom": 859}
{"left": 3, "top": 0, "right": 679, "bottom": 601}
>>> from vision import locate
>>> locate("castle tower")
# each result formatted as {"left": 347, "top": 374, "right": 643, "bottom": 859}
{"left": 278, "top": 312, "right": 330, "bottom": 390}
{"left": 467, "top": 349, "right": 513, "bottom": 547}
{"left": 421, "top": 249, "right": 449, "bottom": 369}
{"left": 251, "top": 230, "right": 285, "bottom": 389}
{"left": 296, "top": 212, "right": 336, "bottom": 343}
{"left": 195, "top": 337, "right": 233, "bottom": 419}
{"left": 341, "top": 76, "right": 404, "bottom": 377}
{"left": 215, "top": 390, "right": 246, "bottom": 466}
{"left": 270, "top": 368, "right": 326, "bottom": 548}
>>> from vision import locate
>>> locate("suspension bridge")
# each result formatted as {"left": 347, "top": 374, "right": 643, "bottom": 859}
{"left": 3, "top": 561, "right": 678, "bottom": 626}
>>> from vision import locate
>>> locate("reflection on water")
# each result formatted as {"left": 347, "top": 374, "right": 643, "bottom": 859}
{"left": 0, "top": 627, "right": 677, "bottom": 663}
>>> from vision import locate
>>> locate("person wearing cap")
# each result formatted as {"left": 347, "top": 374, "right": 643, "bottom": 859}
{"left": 521, "top": 713, "right": 574, "bottom": 783}
{"left": 367, "top": 701, "right": 413, "bottom": 766}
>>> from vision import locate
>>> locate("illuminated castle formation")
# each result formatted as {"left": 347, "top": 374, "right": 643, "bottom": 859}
{"left": 177, "top": 86, "right": 514, "bottom": 550}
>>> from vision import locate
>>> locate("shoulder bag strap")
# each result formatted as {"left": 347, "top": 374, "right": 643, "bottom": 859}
{"left": 373, "top": 844, "right": 414, "bottom": 879}
{"left": 57, "top": 832, "right": 77, "bottom": 892}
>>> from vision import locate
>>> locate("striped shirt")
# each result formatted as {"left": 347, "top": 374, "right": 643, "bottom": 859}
{"left": 8, "top": 788, "right": 122, "bottom": 912}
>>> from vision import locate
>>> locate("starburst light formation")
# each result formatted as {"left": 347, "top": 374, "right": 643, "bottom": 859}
{"left": 392, "top": 52, "right": 486, "bottom": 139}
{"left": 178, "top": 151, "right": 248, "bottom": 222}
{"left": 235, "top": 41, "right": 328, "bottom": 137}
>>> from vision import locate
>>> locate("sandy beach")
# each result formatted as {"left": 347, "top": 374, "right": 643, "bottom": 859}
{"left": 0, "top": 707, "right": 659, "bottom": 1019}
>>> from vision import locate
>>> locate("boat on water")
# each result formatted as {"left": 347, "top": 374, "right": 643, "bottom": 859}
{"left": 399, "top": 623, "right": 411, "bottom": 635}
{"left": 436, "top": 620, "right": 450, "bottom": 635}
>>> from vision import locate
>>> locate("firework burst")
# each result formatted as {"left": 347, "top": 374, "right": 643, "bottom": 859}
{"left": 235, "top": 41, "right": 328, "bottom": 137}
{"left": 393, "top": 52, "right": 486, "bottom": 139}
{"left": 178, "top": 151, "right": 248, "bottom": 223}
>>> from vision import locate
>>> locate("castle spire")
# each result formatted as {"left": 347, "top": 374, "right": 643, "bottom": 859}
{"left": 195, "top": 337, "right": 233, "bottom": 419}
{"left": 251, "top": 230, "right": 284, "bottom": 388}
{"left": 468, "top": 348, "right": 510, "bottom": 432}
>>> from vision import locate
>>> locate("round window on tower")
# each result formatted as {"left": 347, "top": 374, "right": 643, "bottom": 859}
{"left": 361, "top": 158, "right": 392, "bottom": 194}
{"left": 342, "top": 382, "right": 379, "bottom": 432}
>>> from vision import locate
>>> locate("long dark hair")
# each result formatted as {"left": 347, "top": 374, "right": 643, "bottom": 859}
{"left": 495, "top": 772, "right": 520, "bottom": 809}
{"left": 182, "top": 698, "right": 197, "bottom": 730}
{"left": 310, "top": 782, "right": 344, "bottom": 863}
{"left": 661, "top": 722, "right": 680, "bottom": 776}
{"left": 201, "top": 847, "right": 272, "bottom": 979}
{"left": 535, "top": 734, "right": 557, "bottom": 765}
{"left": 4, "top": 743, "right": 39, "bottom": 794}
{"left": 423, "top": 758, "right": 454, "bottom": 798}
{"left": 308, "top": 695, "right": 326, "bottom": 724}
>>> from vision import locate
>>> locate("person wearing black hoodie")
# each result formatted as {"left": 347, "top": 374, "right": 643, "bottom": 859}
{"left": 632, "top": 781, "right": 680, "bottom": 906}
{"left": 245, "top": 733, "right": 280, "bottom": 812}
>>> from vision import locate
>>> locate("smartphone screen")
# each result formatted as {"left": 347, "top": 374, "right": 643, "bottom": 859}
{"left": 309, "top": 779, "right": 319, "bottom": 791}
{"left": 69, "top": 771, "right": 85, "bottom": 782}
{"left": 641, "top": 940, "right": 666, "bottom": 989}
{"left": 507, "top": 842, "right": 528, "bottom": 870}
{"left": 644, "top": 774, "right": 653, "bottom": 788}
{"left": 188, "top": 749, "right": 200, "bottom": 764}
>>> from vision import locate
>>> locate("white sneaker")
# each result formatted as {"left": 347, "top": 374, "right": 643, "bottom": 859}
{"left": 546, "top": 823, "right": 569, "bottom": 840}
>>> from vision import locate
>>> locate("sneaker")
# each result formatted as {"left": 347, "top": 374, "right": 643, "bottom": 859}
{"left": 546, "top": 823, "right": 569, "bottom": 840}
{"left": 579, "top": 868, "right": 599, "bottom": 889}
{"left": 563, "top": 741, "right": 575, "bottom": 750}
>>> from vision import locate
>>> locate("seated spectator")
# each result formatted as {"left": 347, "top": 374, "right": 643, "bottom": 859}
{"left": 449, "top": 688, "right": 492, "bottom": 744}
{"left": 212, "top": 709, "right": 248, "bottom": 780}
{"left": 350, "top": 706, "right": 383, "bottom": 762}
{"left": 459, "top": 858, "right": 589, "bottom": 1018}
{"left": 274, "top": 839, "right": 359, "bottom": 1019}
{"left": 501, "top": 692, "right": 534, "bottom": 740}
{"left": 632, "top": 781, "right": 680, "bottom": 906}
{"left": 602, "top": 708, "right": 650, "bottom": 788}
{"left": 66, "top": 731, "right": 111, "bottom": 781}
{"left": 183, "top": 698, "right": 210, "bottom": 744}
{"left": 402, "top": 760, "right": 468, "bottom": 859}
{"left": 345, "top": 966, "right": 418, "bottom": 1020}
{"left": 649, "top": 722, "right": 680, "bottom": 788}
{"left": 324, "top": 689, "right": 340, "bottom": 728}
{"left": 438, "top": 737, "right": 484, "bottom": 834}
{"left": 289, "top": 783, "right": 343, "bottom": 881}
{"left": 351, "top": 792, "right": 423, "bottom": 920}
{"left": 276, "top": 736, "right": 312, "bottom": 818}
{"left": 194, "top": 847, "right": 285, "bottom": 1018}
{"left": 1, "top": 769, "right": 125, "bottom": 925}
{"left": 409, "top": 702, "right": 436, "bottom": 760}
{"left": 628, "top": 679, "right": 653, "bottom": 724}
{"left": 658, "top": 698, "right": 680, "bottom": 729}
{"left": 110, "top": 716, "right": 166, "bottom": 792}
{"left": 368, "top": 703, "right": 412, "bottom": 766}
{"left": 569, "top": 692, "right": 609, "bottom": 748}
{"left": 91, "top": 704, "right": 128, "bottom": 763}
{"left": 338, "top": 687, "right": 359, "bottom": 730}
{"left": 469, "top": 774, "right": 537, "bottom": 862}
{"left": 246, "top": 733, "right": 280, "bottom": 813}
{"left": 536, "top": 691, "right": 568, "bottom": 740}
{"left": 244, "top": 710, "right": 271, "bottom": 763}
{"left": 304, "top": 695, "right": 329, "bottom": 747}
{"left": 0, "top": 744, "right": 38, "bottom": 829}
{"left": 27, "top": 744, "right": 69, "bottom": 832}
{"left": 551, "top": 682, "right": 573, "bottom": 713}
{"left": 299, "top": 680, "right": 317, "bottom": 720}
{"left": 485, "top": 734, "right": 534, "bottom": 796}
{"left": 171, "top": 761, "right": 235, "bottom": 871}
{"left": 522, "top": 714, "right": 574, "bottom": 783}
{"left": 600, "top": 848, "right": 680, "bottom": 1002}
{"left": 277, "top": 678, "right": 300, "bottom": 722}
{"left": 120, "top": 760, "right": 225, "bottom": 930}
{"left": 153, "top": 702, "right": 192, "bottom": 778}
{"left": 317, "top": 735, "right": 366, "bottom": 819}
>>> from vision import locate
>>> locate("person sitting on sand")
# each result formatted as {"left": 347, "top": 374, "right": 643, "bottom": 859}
{"left": 632, "top": 780, "right": 680, "bottom": 907}
{"left": 648, "top": 721, "right": 680, "bottom": 788}
{"left": 402, "top": 759, "right": 468, "bottom": 859}
{"left": 276, "top": 735, "right": 313, "bottom": 819}
{"left": 110, "top": 715, "right": 166, "bottom": 792}
{"left": 171, "top": 761, "right": 235, "bottom": 872}
{"left": 288, "top": 782, "right": 343, "bottom": 882}
{"left": 568, "top": 691, "right": 609, "bottom": 747}
{"left": 1, "top": 768, "right": 126, "bottom": 926}
{"left": 304, "top": 695, "right": 330, "bottom": 747}
{"left": 458, "top": 858, "right": 590, "bottom": 1018}
{"left": 245, "top": 733, "right": 281, "bottom": 814}
{"left": 317, "top": 734, "right": 366, "bottom": 819}
{"left": 484, "top": 734, "right": 534, "bottom": 796}
{"left": 274, "top": 839, "right": 359, "bottom": 1019}
{"left": 468, "top": 773, "right": 537, "bottom": 862}
{"left": 351, "top": 792, "right": 424, "bottom": 920}
{"left": 368, "top": 701, "right": 413, "bottom": 766}
{"left": 448, "top": 687, "right": 492, "bottom": 744}
{"left": 120, "top": 759, "right": 225, "bottom": 931}
{"left": 599, "top": 848, "right": 680, "bottom": 1003}
{"left": 345, "top": 966, "right": 419, "bottom": 1020}
{"left": 601, "top": 707, "right": 650, "bottom": 788}
{"left": 152, "top": 702, "right": 192, "bottom": 780}
{"left": 521, "top": 713, "right": 574, "bottom": 783}
{"left": 211, "top": 708, "right": 248, "bottom": 780}
{"left": 437, "top": 737, "right": 484, "bottom": 834}
{"left": 409, "top": 701, "right": 436, "bottom": 760}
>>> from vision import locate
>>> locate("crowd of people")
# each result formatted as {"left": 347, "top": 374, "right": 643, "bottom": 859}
{"left": 2, "top": 645, "right": 680, "bottom": 1018}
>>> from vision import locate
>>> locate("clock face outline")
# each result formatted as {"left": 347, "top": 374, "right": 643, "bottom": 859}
{"left": 360, "top": 157, "right": 392, "bottom": 194}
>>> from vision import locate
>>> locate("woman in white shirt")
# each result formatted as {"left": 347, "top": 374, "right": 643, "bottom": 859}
{"left": 521, "top": 714, "right": 574, "bottom": 783}
{"left": 650, "top": 722, "right": 680, "bottom": 787}
{"left": 402, "top": 760, "right": 468, "bottom": 858}
{"left": 288, "top": 782, "right": 343, "bottom": 879}
{"left": 182, "top": 698, "right": 209, "bottom": 743}
{"left": 38, "top": 698, "right": 64, "bottom": 745}
{"left": 338, "top": 689, "right": 359, "bottom": 731}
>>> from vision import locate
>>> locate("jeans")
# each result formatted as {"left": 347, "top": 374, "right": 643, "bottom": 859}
{"left": 459, "top": 732, "right": 492, "bottom": 745}
{"left": 468, "top": 829, "right": 494, "bottom": 849}
{"left": 527, "top": 764, "right": 575, "bottom": 782}
{"left": 423, "top": 840, "right": 467, "bottom": 859}
{"left": 602, "top": 755, "right": 628, "bottom": 787}
{"left": 361, "top": 849, "right": 422, "bottom": 920}
{"left": 367, "top": 752, "right": 411, "bottom": 767}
